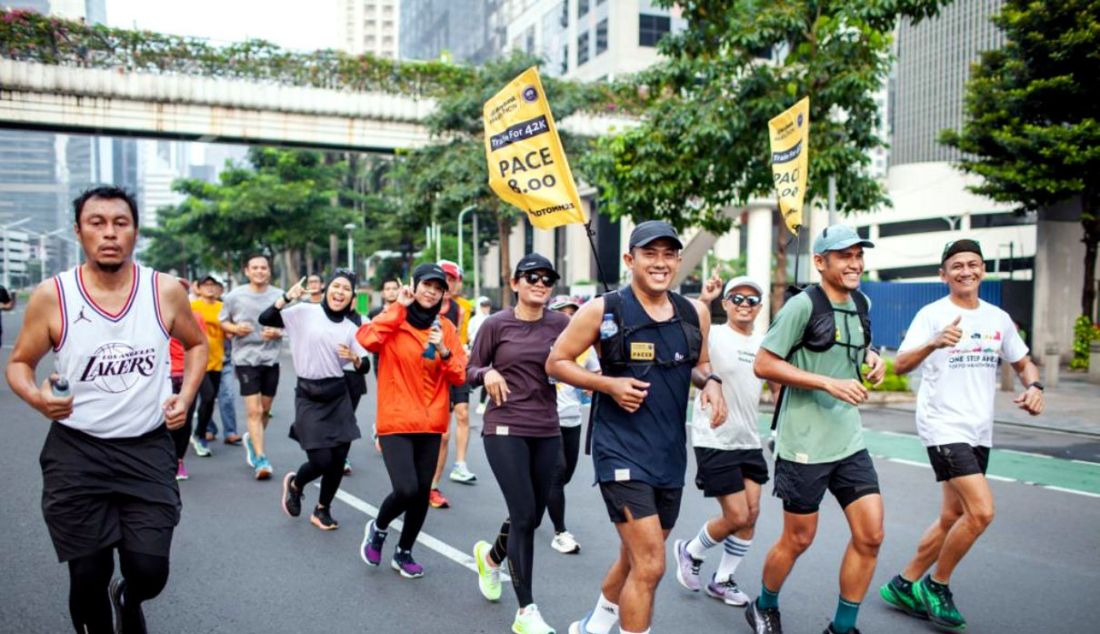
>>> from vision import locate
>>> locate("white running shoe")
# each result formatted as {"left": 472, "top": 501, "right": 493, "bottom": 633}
{"left": 551, "top": 531, "right": 580, "bottom": 554}
{"left": 512, "top": 603, "right": 556, "bottom": 634}
{"left": 449, "top": 462, "right": 477, "bottom": 484}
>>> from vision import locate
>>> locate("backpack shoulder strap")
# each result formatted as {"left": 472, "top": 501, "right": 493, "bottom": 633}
{"left": 789, "top": 284, "right": 833, "bottom": 358}
{"left": 669, "top": 292, "right": 699, "bottom": 327}
{"left": 850, "top": 289, "right": 869, "bottom": 317}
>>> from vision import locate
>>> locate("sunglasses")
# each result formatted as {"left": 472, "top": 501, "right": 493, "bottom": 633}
{"left": 726, "top": 293, "right": 761, "bottom": 306}
{"left": 520, "top": 272, "right": 556, "bottom": 287}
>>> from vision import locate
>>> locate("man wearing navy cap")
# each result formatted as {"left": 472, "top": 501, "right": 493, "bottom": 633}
{"left": 549, "top": 220, "right": 728, "bottom": 634}
{"left": 879, "top": 238, "right": 1042, "bottom": 631}
{"left": 749, "top": 225, "right": 887, "bottom": 634}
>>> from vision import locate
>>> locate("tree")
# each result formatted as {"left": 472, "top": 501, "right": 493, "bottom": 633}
{"left": 940, "top": 0, "right": 1100, "bottom": 322}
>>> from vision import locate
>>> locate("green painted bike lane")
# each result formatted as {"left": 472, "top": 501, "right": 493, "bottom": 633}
{"left": 750, "top": 415, "right": 1100, "bottom": 497}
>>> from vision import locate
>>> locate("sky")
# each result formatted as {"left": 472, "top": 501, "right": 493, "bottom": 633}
{"left": 106, "top": 0, "right": 340, "bottom": 52}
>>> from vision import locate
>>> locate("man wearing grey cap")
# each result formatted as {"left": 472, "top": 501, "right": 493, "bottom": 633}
{"left": 749, "top": 225, "right": 887, "bottom": 634}
{"left": 548, "top": 220, "right": 728, "bottom": 634}
{"left": 673, "top": 273, "right": 778, "bottom": 608}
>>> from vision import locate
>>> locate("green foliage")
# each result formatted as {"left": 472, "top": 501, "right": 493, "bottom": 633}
{"left": 865, "top": 358, "right": 909, "bottom": 393}
{"left": 941, "top": 0, "right": 1100, "bottom": 318}
{"left": 580, "top": 0, "right": 949, "bottom": 233}
{"left": 1069, "top": 314, "right": 1099, "bottom": 371}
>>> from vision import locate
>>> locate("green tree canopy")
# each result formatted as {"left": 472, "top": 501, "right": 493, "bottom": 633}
{"left": 941, "top": 0, "right": 1100, "bottom": 320}
{"left": 581, "top": 0, "right": 948, "bottom": 233}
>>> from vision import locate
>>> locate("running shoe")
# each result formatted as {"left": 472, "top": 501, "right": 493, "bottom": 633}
{"left": 175, "top": 460, "right": 189, "bottom": 481}
{"left": 343, "top": 458, "right": 352, "bottom": 476}
{"left": 224, "top": 433, "right": 242, "bottom": 445}
{"left": 567, "top": 614, "right": 593, "bottom": 634}
{"left": 673, "top": 538, "right": 703, "bottom": 592}
{"left": 880, "top": 575, "right": 927, "bottom": 619}
{"left": 242, "top": 431, "right": 256, "bottom": 467}
{"left": 512, "top": 603, "right": 555, "bottom": 634}
{"left": 705, "top": 574, "right": 750, "bottom": 607}
{"left": 392, "top": 549, "right": 424, "bottom": 578}
{"left": 190, "top": 435, "right": 212, "bottom": 458}
{"left": 281, "top": 472, "right": 301, "bottom": 517}
{"left": 914, "top": 575, "right": 967, "bottom": 631}
{"left": 254, "top": 455, "right": 273, "bottom": 480}
{"left": 109, "top": 577, "right": 126, "bottom": 634}
{"left": 449, "top": 462, "right": 477, "bottom": 484}
{"left": 360, "top": 519, "right": 386, "bottom": 566}
{"left": 473, "top": 540, "right": 501, "bottom": 601}
{"left": 551, "top": 531, "right": 580, "bottom": 554}
{"left": 429, "top": 488, "right": 450, "bottom": 509}
{"left": 745, "top": 600, "right": 783, "bottom": 634}
{"left": 311, "top": 505, "right": 338, "bottom": 531}
{"left": 823, "top": 626, "right": 862, "bottom": 634}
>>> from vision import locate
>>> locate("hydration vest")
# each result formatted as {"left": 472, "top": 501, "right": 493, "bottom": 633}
{"left": 770, "top": 284, "right": 873, "bottom": 430}
{"left": 597, "top": 286, "right": 703, "bottom": 374}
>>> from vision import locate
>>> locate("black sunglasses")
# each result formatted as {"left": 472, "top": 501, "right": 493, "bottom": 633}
{"left": 726, "top": 293, "right": 761, "bottom": 306}
{"left": 520, "top": 272, "right": 556, "bottom": 287}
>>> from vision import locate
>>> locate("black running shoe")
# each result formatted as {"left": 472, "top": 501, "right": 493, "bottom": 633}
{"left": 311, "top": 505, "right": 339, "bottom": 531}
{"left": 281, "top": 472, "right": 302, "bottom": 518}
{"left": 746, "top": 600, "right": 783, "bottom": 634}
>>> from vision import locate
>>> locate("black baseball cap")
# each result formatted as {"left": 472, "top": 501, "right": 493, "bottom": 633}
{"left": 413, "top": 263, "right": 448, "bottom": 286}
{"left": 513, "top": 253, "right": 559, "bottom": 281}
{"left": 941, "top": 239, "right": 983, "bottom": 264}
{"left": 629, "top": 220, "right": 683, "bottom": 250}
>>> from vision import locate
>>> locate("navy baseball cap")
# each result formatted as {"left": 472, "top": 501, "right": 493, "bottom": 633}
{"left": 513, "top": 253, "right": 559, "bottom": 281}
{"left": 629, "top": 220, "right": 683, "bottom": 250}
{"left": 812, "top": 225, "right": 875, "bottom": 254}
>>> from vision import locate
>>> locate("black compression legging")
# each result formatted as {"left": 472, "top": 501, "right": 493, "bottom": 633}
{"left": 377, "top": 433, "right": 442, "bottom": 550}
{"left": 547, "top": 425, "right": 582, "bottom": 534}
{"left": 293, "top": 443, "right": 351, "bottom": 508}
{"left": 68, "top": 547, "right": 169, "bottom": 634}
{"left": 193, "top": 370, "right": 221, "bottom": 439}
{"left": 484, "top": 434, "right": 561, "bottom": 607}
{"left": 168, "top": 377, "right": 190, "bottom": 460}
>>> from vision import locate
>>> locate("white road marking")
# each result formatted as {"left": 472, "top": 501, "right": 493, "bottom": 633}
{"left": 326, "top": 486, "right": 512, "bottom": 581}
{"left": 877, "top": 455, "right": 1100, "bottom": 498}
{"left": 1043, "top": 486, "right": 1100, "bottom": 499}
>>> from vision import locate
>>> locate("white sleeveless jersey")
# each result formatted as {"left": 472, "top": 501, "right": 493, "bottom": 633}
{"left": 53, "top": 264, "right": 173, "bottom": 439}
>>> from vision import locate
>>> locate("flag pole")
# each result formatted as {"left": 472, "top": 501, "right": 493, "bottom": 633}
{"left": 584, "top": 220, "right": 611, "bottom": 294}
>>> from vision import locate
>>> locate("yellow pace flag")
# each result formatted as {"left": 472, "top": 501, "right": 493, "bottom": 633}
{"left": 768, "top": 97, "right": 810, "bottom": 235}
{"left": 483, "top": 66, "right": 587, "bottom": 230}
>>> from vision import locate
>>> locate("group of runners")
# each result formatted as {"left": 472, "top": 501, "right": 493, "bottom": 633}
{"left": 4, "top": 185, "right": 1046, "bottom": 634}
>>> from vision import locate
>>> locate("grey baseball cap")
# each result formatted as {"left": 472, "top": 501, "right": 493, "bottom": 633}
{"left": 812, "top": 225, "right": 875, "bottom": 254}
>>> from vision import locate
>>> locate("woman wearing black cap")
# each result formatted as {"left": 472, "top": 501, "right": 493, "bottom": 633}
{"left": 469, "top": 253, "right": 570, "bottom": 634}
{"left": 357, "top": 263, "right": 466, "bottom": 578}
{"left": 259, "top": 272, "right": 369, "bottom": 531}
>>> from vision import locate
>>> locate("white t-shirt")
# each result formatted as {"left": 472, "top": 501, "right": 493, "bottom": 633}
{"left": 280, "top": 303, "right": 366, "bottom": 380}
{"left": 690, "top": 326, "right": 765, "bottom": 450}
{"left": 556, "top": 347, "right": 601, "bottom": 426}
{"left": 899, "top": 296, "right": 1028, "bottom": 448}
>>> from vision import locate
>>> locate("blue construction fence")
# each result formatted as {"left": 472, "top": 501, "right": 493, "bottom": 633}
{"left": 861, "top": 280, "right": 1033, "bottom": 351}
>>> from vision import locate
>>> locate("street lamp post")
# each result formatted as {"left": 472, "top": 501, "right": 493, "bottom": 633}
{"left": 1, "top": 217, "right": 32, "bottom": 288}
{"left": 344, "top": 223, "right": 357, "bottom": 274}
{"left": 22, "top": 227, "right": 67, "bottom": 283}
{"left": 457, "top": 204, "right": 476, "bottom": 275}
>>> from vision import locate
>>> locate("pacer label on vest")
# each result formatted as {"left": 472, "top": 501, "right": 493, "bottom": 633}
{"left": 630, "top": 342, "right": 655, "bottom": 361}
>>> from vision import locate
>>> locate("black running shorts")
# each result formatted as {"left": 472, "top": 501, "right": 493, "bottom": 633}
{"left": 927, "top": 443, "right": 990, "bottom": 482}
{"left": 694, "top": 447, "right": 770, "bottom": 498}
{"left": 40, "top": 422, "right": 181, "bottom": 562}
{"left": 772, "top": 449, "right": 880, "bottom": 515}
{"left": 236, "top": 363, "right": 280, "bottom": 397}
{"left": 449, "top": 382, "right": 471, "bottom": 410}
{"left": 599, "top": 480, "right": 683, "bottom": 529}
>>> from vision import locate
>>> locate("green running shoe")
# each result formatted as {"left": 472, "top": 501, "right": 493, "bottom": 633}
{"left": 879, "top": 576, "right": 927, "bottom": 619}
{"left": 473, "top": 540, "right": 501, "bottom": 602}
{"left": 914, "top": 575, "right": 966, "bottom": 631}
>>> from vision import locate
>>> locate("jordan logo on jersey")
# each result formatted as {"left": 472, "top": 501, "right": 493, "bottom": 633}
{"left": 78, "top": 342, "right": 157, "bottom": 393}
{"left": 72, "top": 305, "right": 91, "bottom": 325}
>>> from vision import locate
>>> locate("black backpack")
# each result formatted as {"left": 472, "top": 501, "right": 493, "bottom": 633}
{"left": 586, "top": 286, "right": 704, "bottom": 454}
{"left": 770, "top": 284, "right": 872, "bottom": 430}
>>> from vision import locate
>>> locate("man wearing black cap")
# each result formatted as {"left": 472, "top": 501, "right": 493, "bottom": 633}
{"left": 548, "top": 221, "right": 727, "bottom": 634}
{"left": 879, "top": 239, "right": 1042, "bottom": 631}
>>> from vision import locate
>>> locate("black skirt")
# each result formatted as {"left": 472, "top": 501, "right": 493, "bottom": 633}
{"left": 290, "top": 377, "right": 361, "bottom": 450}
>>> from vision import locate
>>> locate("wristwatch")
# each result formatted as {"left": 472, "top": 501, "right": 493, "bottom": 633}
{"left": 1028, "top": 381, "right": 1044, "bottom": 391}
{"left": 704, "top": 373, "right": 722, "bottom": 387}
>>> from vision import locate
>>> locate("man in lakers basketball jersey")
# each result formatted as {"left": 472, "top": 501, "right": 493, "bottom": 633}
{"left": 6, "top": 186, "right": 208, "bottom": 634}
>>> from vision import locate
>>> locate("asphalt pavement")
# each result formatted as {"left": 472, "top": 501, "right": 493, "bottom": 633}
{"left": 2, "top": 306, "right": 1100, "bottom": 633}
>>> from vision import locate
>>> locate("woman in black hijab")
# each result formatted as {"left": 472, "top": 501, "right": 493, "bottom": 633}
{"left": 260, "top": 271, "right": 369, "bottom": 530}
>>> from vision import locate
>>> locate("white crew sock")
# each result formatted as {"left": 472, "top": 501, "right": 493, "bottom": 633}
{"left": 619, "top": 628, "right": 649, "bottom": 634}
{"left": 715, "top": 535, "right": 752, "bottom": 581}
{"left": 584, "top": 593, "right": 619, "bottom": 633}
{"left": 686, "top": 522, "right": 720, "bottom": 559}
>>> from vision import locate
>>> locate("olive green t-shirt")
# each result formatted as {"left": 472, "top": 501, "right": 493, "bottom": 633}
{"left": 761, "top": 290, "right": 868, "bottom": 464}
